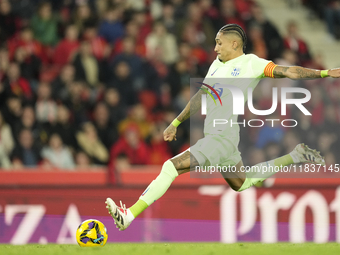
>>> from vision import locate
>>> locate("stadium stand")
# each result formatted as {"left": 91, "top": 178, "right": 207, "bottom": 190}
{"left": 0, "top": 0, "right": 339, "bottom": 186}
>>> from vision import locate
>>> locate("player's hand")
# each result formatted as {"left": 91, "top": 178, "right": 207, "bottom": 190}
{"left": 163, "top": 124, "right": 177, "bottom": 142}
{"left": 328, "top": 68, "right": 340, "bottom": 78}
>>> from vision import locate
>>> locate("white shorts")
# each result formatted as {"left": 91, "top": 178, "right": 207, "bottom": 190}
{"left": 189, "top": 134, "right": 242, "bottom": 167}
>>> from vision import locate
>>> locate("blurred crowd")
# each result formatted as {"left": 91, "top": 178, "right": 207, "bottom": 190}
{"left": 0, "top": 0, "right": 339, "bottom": 175}
{"left": 303, "top": 0, "right": 340, "bottom": 40}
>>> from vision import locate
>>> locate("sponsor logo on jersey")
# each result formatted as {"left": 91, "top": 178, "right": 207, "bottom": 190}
{"left": 231, "top": 67, "right": 240, "bottom": 76}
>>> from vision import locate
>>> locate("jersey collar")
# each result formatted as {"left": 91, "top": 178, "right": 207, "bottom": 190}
{"left": 216, "top": 53, "right": 245, "bottom": 64}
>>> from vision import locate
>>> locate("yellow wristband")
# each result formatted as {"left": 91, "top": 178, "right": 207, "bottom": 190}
{"left": 321, "top": 70, "right": 329, "bottom": 78}
{"left": 171, "top": 119, "right": 181, "bottom": 127}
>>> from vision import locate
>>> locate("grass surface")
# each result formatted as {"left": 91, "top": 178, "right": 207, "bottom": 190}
{"left": 1, "top": 243, "right": 340, "bottom": 255}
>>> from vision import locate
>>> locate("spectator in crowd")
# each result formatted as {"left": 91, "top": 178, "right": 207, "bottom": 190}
{"left": 113, "top": 153, "right": 131, "bottom": 172}
{"left": 118, "top": 104, "right": 152, "bottom": 140}
{"left": 324, "top": 0, "right": 340, "bottom": 39}
{"left": 72, "top": 4, "right": 97, "bottom": 34}
{"left": 125, "top": 0, "right": 146, "bottom": 11}
{"left": 198, "top": 0, "right": 220, "bottom": 30}
{"left": 138, "top": 90, "right": 158, "bottom": 116}
{"left": 159, "top": 2, "right": 176, "bottom": 34}
{"left": 172, "top": 0, "right": 187, "bottom": 19}
{"left": 75, "top": 150, "right": 92, "bottom": 168}
{"left": 41, "top": 133, "right": 75, "bottom": 169}
{"left": 2, "top": 96, "right": 22, "bottom": 130}
{"left": 179, "top": 21, "right": 210, "bottom": 65}
{"left": 173, "top": 86, "right": 191, "bottom": 114}
{"left": 73, "top": 40, "right": 99, "bottom": 87}
{"left": 246, "top": 24, "right": 267, "bottom": 59}
{"left": 146, "top": 21, "right": 178, "bottom": 65}
{"left": 111, "top": 37, "right": 144, "bottom": 83}
{"left": 246, "top": 4, "right": 283, "bottom": 60}
{"left": 0, "top": 111, "right": 14, "bottom": 160}
{"left": 98, "top": 7, "right": 124, "bottom": 44}
{"left": 110, "top": 123, "right": 149, "bottom": 165}
{"left": 219, "top": 0, "right": 245, "bottom": 31}
{"left": 30, "top": 1, "right": 58, "bottom": 46}
{"left": 283, "top": 20, "right": 312, "bottom": 66}
{"left": 108, "top": 61, "right": 137, "bottom": 106}
{"left": 83, "top": 25, "right": 110, "bottom": 61}
{"left": 318, "top": 131, "right": 338, "bottom": 155}
{"left": 83, "top": 25, "right": 111, "bottom": 82}
{"left": 148, "top": 122, "right": 172, "bottom": 165}
{"left": 0, "top": 0, "right": 20, "bottom": 40}
{"left": 35, "top": 82, "right": 57, "bottom": 125}
{"left": 13, "top": 105, "right": 41, "bottom": 144}
{"left": 166, "top": 59, "right": 191, "bottom": 98}
{"left": 115, "top": 20, "right": 146, "bottom": 57}
{"left": 92, "top": 102, "right": 118, "bottom": 150}
{"left": 178, "top": 2, "right": 215, "bottom": 49}
{"left": 9, "top": 26, "right": 46, "bottom": 63}
{"left": 7, "top": 0, "right": 37, "bottom": 20}
{"left": 13, "top": 47, "right": 41, "bottom": 84}
{"left": 104, "top": 87, "right": 126, "bottom": 125}
{"left": 11, "top": 128, "right": 41, "bottom": 167}
{"left": 282, "top": 130, "right": 301, "bottom": 155}
{"left": 3, "top": 62, "right": 32, "bottom": 101}
{"left": 63, "top": 80, "right": 91, "bottom": 126}
{"left": 0, "top": 140, "right": 11, "bottom": 168}
{"left": 76, "top": 122, "right": 109, "bottom": 165}
{"left": 53, "top": 24, "right": 80, "bottom": 66}
{"left": 51, "top": 104, "right": 78, "bottom": 151}
{"left": 51, "top": 64, "right": 75, "bottom": 101}
{"left": 0, "top": 46, "right": 9, "bottom": 82}
{"left": 177, "top": 41, "right": 206, "bottom": 76}
{"left": 131, "top": 10, "right": 152, "bottom": 46}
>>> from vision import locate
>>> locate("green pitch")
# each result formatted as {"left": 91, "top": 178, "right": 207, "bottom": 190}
{"left": 1, "top": 243, "right": 340, "bottom": 255}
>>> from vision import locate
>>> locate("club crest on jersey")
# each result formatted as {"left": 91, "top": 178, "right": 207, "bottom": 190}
{"left": 231, "top": 67, "right": 240, "bottom": 76}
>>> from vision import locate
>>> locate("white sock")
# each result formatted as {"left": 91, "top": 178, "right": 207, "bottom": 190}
{"left": 126, "top": 209, "right": 135, "bottom": 222}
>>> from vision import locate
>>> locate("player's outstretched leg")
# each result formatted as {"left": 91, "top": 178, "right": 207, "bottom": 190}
{"left": 105, "top": 160, "right": 178, "bottom": 231}
{"left": 237, "top": 143, "right": 325, "bottom": 192}
{"left": 105, "top": 151, "right": 197, "bottom": 231}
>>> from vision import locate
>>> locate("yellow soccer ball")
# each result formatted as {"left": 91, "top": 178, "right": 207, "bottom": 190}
{"left": 76, "top": 219, "right": 108, "bottom": 247}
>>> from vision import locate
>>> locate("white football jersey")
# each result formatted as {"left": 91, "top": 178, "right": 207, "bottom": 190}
{"left": 201, "top": 54, "right": 276, "bottom": 143}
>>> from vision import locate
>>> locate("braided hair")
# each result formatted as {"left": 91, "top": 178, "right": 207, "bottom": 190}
{"left": 219, "top": 24, "right": 247, "bottom": 52}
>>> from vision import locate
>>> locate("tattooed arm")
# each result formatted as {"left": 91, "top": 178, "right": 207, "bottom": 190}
{"left": 273, "top": 66, "right": 340, "bottom": 79}
{"left": 164, "top": 88, "right": 206, "bottom": 141}
{"left": 273, "top": 66, "right": 321, "bottom": 79}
